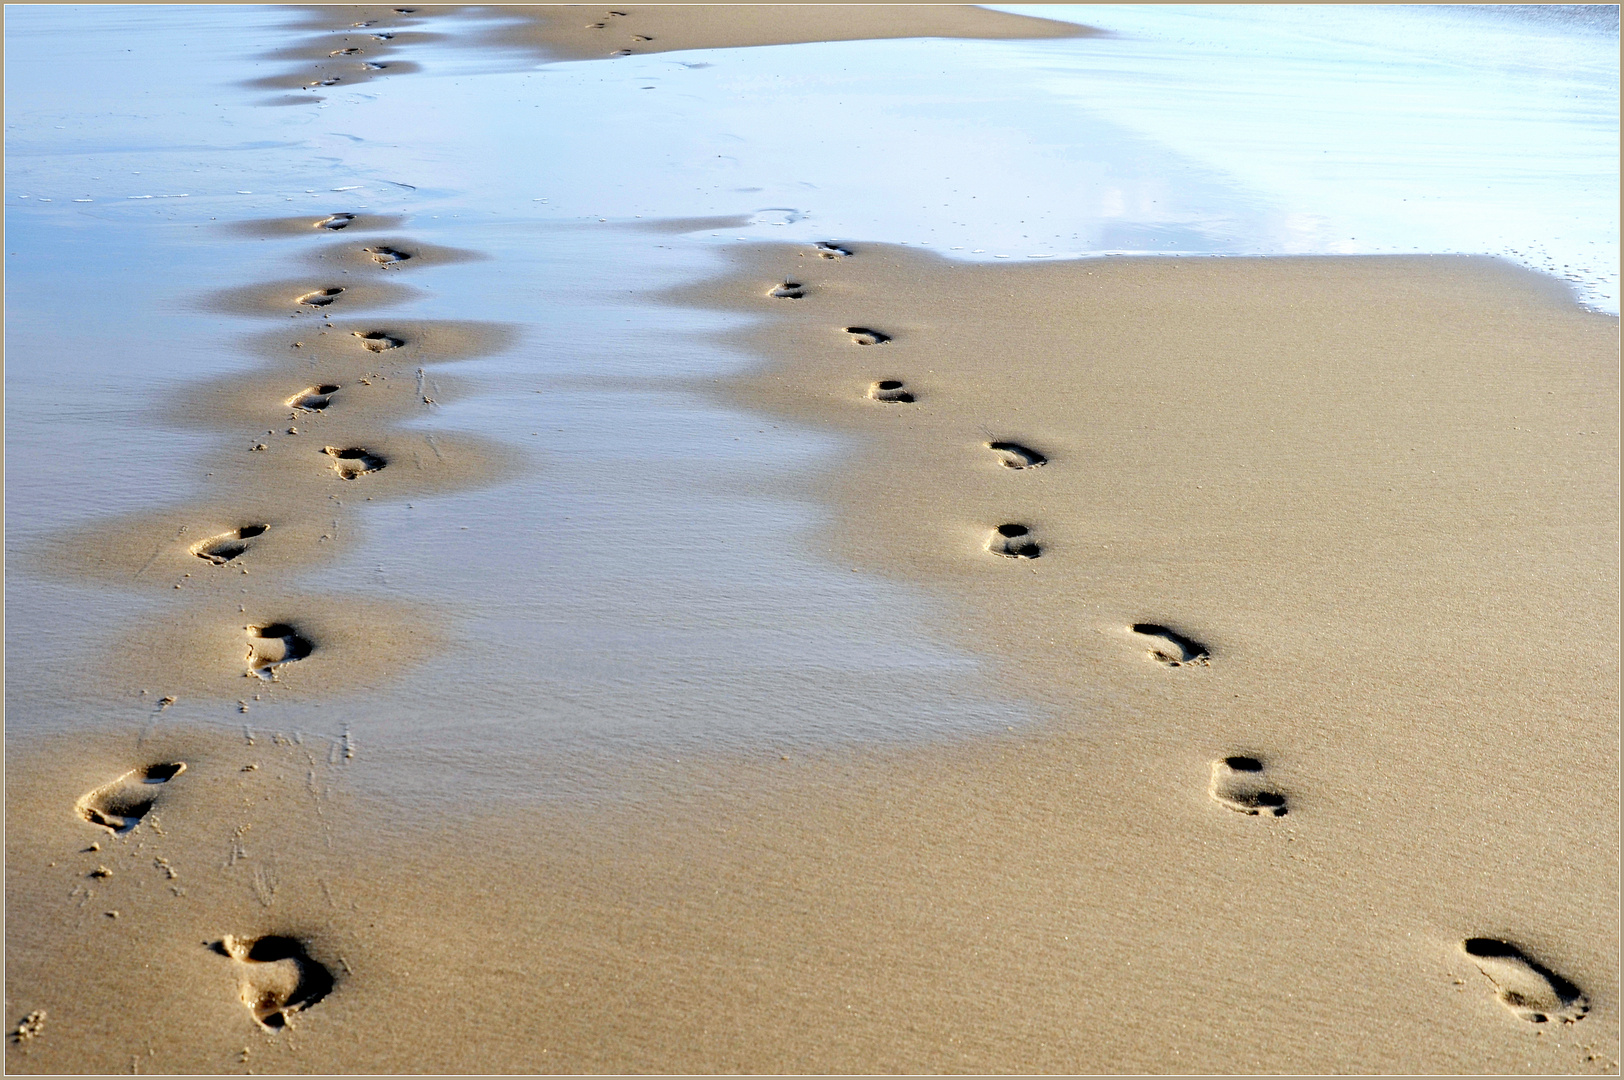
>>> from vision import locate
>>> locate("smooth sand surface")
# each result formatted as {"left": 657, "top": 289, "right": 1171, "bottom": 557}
{"left": 477, "top": 3, "right": 1096, "bottom": 63}
{"left": 6, "top": 5, "right": 1618, "bottom": 1076}
{"left": 8, "top": 245, "right": 1617, "bottom": 1074}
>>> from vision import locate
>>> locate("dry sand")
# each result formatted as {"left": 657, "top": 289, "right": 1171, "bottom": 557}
{"left": 6, "top": 5, "right": 1619, "bottom": 1076}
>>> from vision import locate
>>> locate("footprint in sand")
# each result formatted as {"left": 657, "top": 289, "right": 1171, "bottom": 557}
{"left": 364, "top": 245, "right": 411, "bottom": 264}
{"left": 988, "top": 441, "right": 1046, "bottom": 469}
{"left": 316, "top": 213, "right": 354, "bottom": 230}
{"left": 1208, "top": 756, "right": 1287, "bottom": 816}
{"left": 191, "top": 524, "right": 269, "bottom": 565}
{"left": 361, "top": 62, "right": 390, "bottom": 71}
{"left": 868, "top": 379, "right": 915, "bottom": 403}
{"left": 1131, "top": 623, "right": 1210, "bottom": 667}
{"left": 769, "top": 281, "right": 806, "bottom": 299}
{"left": 845, "top": 326, "right": 891, "bottom": 346}
{"left": 1462, "top": 939, "right": 1591, "bottom": 1025}
{"left": 353, "top": 330, "right": 404, "bottom": 352}
{"left": 288, "top": 384, "right": 340, "bottom": 411}
{"left": 296, "top": 287, "right": 345, "bottom": 308}
{"left": 329, "top": 47, "right": 360, "bottom": 56}
{"left": 988, "top": 523, "right": 1041, "bottom": 559}
{"left": 213, "top": 935, "right": 334, "bottom": 1030}
{"left": 76, "top": 763, "right": 186, "bottom": 833}
{"left": 323, "top": 446, "right": 386, "bottom": 479}
{"left": 307, "top": 77, "right": 342, "bottom": 88}
{"left": 246, "top": 623, "right": 313, "bottom": 679}
{"left": 815, "top": 241, "right": 853, "bottom": 258}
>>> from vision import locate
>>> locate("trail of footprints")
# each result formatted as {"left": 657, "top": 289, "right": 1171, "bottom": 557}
{"left": 52, "top": 197, "right": 464, "bottom": 1032}
{"left": 782, "top": 239, "right": 1594, "bottom": 1030}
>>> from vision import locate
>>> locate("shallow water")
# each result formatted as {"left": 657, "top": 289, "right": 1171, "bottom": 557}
{"left": 5, "top": 4, "right": 1617, "bottom": 802}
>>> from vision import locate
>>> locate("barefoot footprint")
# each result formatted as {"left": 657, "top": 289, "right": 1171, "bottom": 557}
{"left": 1462, "top": 939, "right": 1591, "bottom": 1025}
{"left": 246, "top": 623, "right": 313, "bottom": 679}
{"left": 213, "top": 935, "right": 334, "bottom": 1030}
{"left": 869, "top": 380, "right": 915, "bottom": 403}
{"left": 296, "top": 287, "right": 344, "bottom": 307}
{"left": 1131, "top": 623, "right": 1210, "bottom": 666}
{"left": 987, "top": 441, "right": 1046, "bottom": 469}
{"left": 364, "top": 246, "right": 410, "bottom": 264}
{"left": 323, "top": 446, "right": 386, "bottom": 479}
{"left": 1208, "top": 756, "right": 1287, "bottom": 816}
{"left": 815, "top": 241, "right": 853, "bottom": 258}
{"left": 769, "top": 281, "right": 805, "bottom": 299}
{"left": 191, "top": 524, "right": 269, "bottom": 565}
{"left": 845, "top": 327, "right": 891, "bottom": 345}
{"left": 353, "top": 330, "right": 404, "bottom": 352}
{"left": 288, "top": 384, "right": 340, "bottom": 411}
{"left": 76, "top": 763, "right": 186, "bottom": 833}
{"left": 316, "top": 213, "right": 354, "bottom": 230}
{"left": 989, "top": 523, "right": 1041, "bottom": 559}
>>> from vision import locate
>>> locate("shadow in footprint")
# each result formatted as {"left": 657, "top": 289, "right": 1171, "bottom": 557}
{"left": 246, "top": 623, "right": 313, "bottom": 679}
{"left": 1208, "top": 756, "right": 1287, "bottom": 816}
{"left": 76, "top": 763, "right": 186, "bottom": 833}
{"left": 769, "top": 281, "right": 805, "bottom": 299}
{"left": 869, "top": 380, "right": 914, "bottom": 403}
{"left": 288, "top": 384, "right": 340, "bottom": 411}
{"left": 1463, "top": 939, "right": 1590, "bottom": 1025}
{"left": 815, "top": 241, "right": 853, "bottom": 258}
{"left": 988, "top": 441, "right": 1046, "bottom": 469}
{"left": 364, "top": 245, "right": 411, "bottom": 264}
{"left": 846, "top": 327, "right": 891, "bottom": 345}
{"left": 1131, "top": 623, "right": 1210, "bottom": 667}
{"left": 192, "top": 525, "right": 269, "bottom": 565}
{"left": 296, "top": 287, "right": 345, "bottom": 307}
{"left": 323, "top": 446, "right": 386, "bottom": 480}
{"left": 353, "top": 330, "right": 404, "bottom": 352}
{"left": 989, "top": 523, "right": 1041, "bottom": 559}
{"left": 213, "top": 935, "right": 334, "bottom": 1030}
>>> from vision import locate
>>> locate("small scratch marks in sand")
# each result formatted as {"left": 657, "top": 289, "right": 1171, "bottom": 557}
{"left": 252, "top": 863, "right": 278, "bottom": 907}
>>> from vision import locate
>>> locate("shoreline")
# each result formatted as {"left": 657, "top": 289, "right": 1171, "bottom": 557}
{"left": 6, "top": 4, "right": 1618, "bottom": 1074}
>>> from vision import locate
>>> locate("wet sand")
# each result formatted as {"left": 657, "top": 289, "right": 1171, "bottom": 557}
{"left": 6, "top": 5, "right": 1619, "bottom": 1076}
{"left": 8, "top": 243, "right": 1617, "bottom": 1074}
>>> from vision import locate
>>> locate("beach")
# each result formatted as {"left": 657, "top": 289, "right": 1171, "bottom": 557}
{"left": 5, "top": 5, "right": 1618, "bottom": 1074}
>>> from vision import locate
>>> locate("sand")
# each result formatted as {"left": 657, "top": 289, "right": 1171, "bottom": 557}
{"left": 6, "top": 5, "right": 1619, "bottom": 1076}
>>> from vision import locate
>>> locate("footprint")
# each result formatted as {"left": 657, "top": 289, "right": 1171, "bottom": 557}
{"left": 987, "top": 441, "right": 1047, "bottom": 469}
{"left": 361, "top": 62, "right": 389, "bottom": 71}
{"left": 1462, "top": 939, "right": 1590, "bottom": 1024}
{"left": 587, "top": 21, "right": 606, "bottom": 28}
{"left": 371, "top": 32, "right": 395, "bottom": 41}
{"left": 1131, "top": 623, "right": 1210, "bottom": 667}
{"left": 329, "top": 47, "right": 360, "bottom": 56}
{"left": 633, "top": 34, "right": 654, "bottom": 42}
{"left": 287, "top": 384, "right": 340, "bottom": 411}
{"left": 307, "top": 77, "right": 342, "bottom": 88}
{"left": 323, "top": 446, "right": 386, "bottom": 479}
{"left": 316, "top": 213, "right": 354, "bottom": 230}
{"left": 353, "top": 330, "right": 404, "bottom": 352}
{"left": 769, "top": 281, "right": 806, "bottom": 299}
{"left": 213, "top": 935, "right": 334, "bottom": 1030}
{"left": 1208, "top": 756, "right": 1287, "bottom": 816}
{"left": 868, "top": 380, "right": 915, "bottom": 403}
{"left": 76, "top": 763, "right": 186, "bottom": 833}
{"left": 845, "top": 326, "right": 891, "bottom": 346}
{"left": 296, "top": 287, "right": 344, "bottom": 307}
{"left": 246, "top": 623, "right": 313, "bottom": 679}
{"left": 815, "top": 242, "right": 853, "bottom": 258}
{"left": 191, "top": 524, "right": 269, "bottom": 565}
{"left": 988, "top": 523, "right": 1041, "bottom": 559}
{"left": 364, "top": 245, "right": 411, "bottom": 264}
